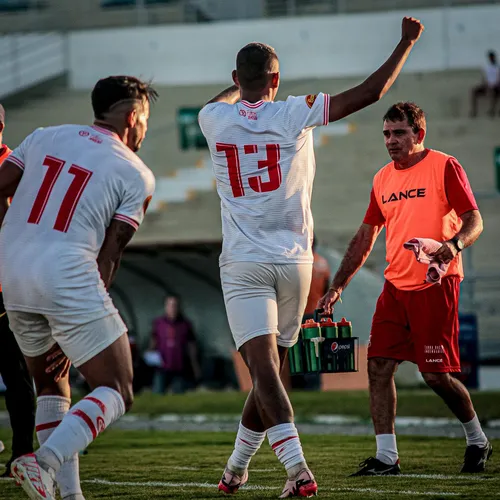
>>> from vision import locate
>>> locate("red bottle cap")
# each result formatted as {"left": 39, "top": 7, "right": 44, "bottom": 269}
{"left": 301, "top": 318, "right": 320, "bottom": 329}
{"left": 320, "top": 318, "right": 337, "bottom": 327}
{"left": 337, "top": 317, "right": 351, "bottom": 327}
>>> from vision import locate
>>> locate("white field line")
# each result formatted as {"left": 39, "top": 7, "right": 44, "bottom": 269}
{"left": 1, "top": 476, "right": 494, "bottom": 496}
{"left": 83, "top": 478, "right": 470, "bottom": 497}
{"left": 331, "top": 487, "right": 459, "bottom": 496}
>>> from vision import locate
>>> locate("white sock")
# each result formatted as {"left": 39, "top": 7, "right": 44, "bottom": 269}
{"left": 376, "top": 434, "right": 399, "bottom": 465}
{"left": 267, "top": 423, "right": 307, "bottom": 478}
{"left": 36, "top": 387, "right": 125, "bottom": 472}
{"left": 462, "top": 414, "right": 488, "bottom": 447}
{"left": 227, "top": 422, "right": 266, "bottom": 474}
{"left": 36, "top": 396, "right": 83, "bottom": 498}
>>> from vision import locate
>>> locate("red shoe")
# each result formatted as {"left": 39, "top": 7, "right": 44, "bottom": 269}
{"left": 279, "top": 468, "right": 317, "bottom": 498}
{"left": 218, "top": 466, "right": 249, "bottom": 494}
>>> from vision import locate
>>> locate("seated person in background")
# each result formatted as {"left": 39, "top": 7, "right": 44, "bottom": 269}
{"left": 150, "top": 295, "right": 201, "bottom": 394}
{"left": 470, "top": 50, "right": 500, "bottom": 117}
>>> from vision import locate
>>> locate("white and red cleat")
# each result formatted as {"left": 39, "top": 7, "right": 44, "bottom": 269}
{"left": 218, "top": 466, "right": 249, "bottom": 494}
{"left": 11, "top": 453, "right": 55, "bottom": 500}
{"left": 279, "top": 468, "right": 317, "bottom": 498}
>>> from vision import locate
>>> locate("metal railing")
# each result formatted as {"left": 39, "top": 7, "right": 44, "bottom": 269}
{"left": 0, "top": 0, "right": 499, "bottom": 32}
{"left": 0, "top": 32, "right": 66, "bottom": 99}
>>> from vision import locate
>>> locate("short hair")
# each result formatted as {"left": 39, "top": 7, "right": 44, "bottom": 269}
{"left": 236, "top": 42, "right": 278, "bottom": 91}
{"left": 383, "top": 102, "right": 426, "bottom": 133}
{"left": 91, "top": 76, "right": 158, "bottom": 120}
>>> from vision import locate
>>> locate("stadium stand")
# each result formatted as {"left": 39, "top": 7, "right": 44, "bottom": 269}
{"left": 2, "top": 68, "right": 498, "bottom": 366}
{"left": 0, "top": 0, "right": 499, "bottom": 31}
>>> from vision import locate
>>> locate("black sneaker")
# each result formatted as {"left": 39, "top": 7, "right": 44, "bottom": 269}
{"left": 350, "top": 457, "right": 401, "bottom": 476}
{"left": 461, "top": 442, "right": 492, "bottom": 473}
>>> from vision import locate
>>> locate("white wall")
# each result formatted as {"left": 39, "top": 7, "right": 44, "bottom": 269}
{"left": 68, "top": 5, "right": 500, "bottom": 89}
{"left": 0, "top": 34, "right": 66, "bottom": 98}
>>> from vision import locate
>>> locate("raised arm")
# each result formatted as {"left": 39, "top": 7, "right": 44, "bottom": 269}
{"left": 328, "top": 17, "right": 424, "bottom": 123}
{"left": 318, "top": 222, "right": 383, "bottom": 314}
{"left": 97, "top": 220, "right": 136, "bottom": 289}
{"left": 204, "top": 85, "right": 240, "bottom": 106}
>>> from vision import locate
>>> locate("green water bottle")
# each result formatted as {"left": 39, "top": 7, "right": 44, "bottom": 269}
{"left": 302, "top": 319, "right": 322, "bottom": 373}
{"left": 320, "top": 317, "right": 338, "bottom": 372}
{"left": 338, "top": 317, "right": 354, "bottom": 371}
{"left": 289, "top": 334, "right": 304, "bottom": 375}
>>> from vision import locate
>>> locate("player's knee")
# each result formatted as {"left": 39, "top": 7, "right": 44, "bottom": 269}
{"left": 119, "top": 383, "right": 134, "bottom": 412}
{"left": 368, "top": 358, "right": 398, "bottom": 384}
{"left": 421, "top": 372, "right": 448, "bottom": 390}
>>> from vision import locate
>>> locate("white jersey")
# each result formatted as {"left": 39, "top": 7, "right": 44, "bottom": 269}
{"left": 198, "top": 93, "right": 330, "bottom": 266}
{"left": 0, "top": 124, "right": 155, "bottom": 318}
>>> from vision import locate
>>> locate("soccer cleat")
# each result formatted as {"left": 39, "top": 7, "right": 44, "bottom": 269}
{"left": 218, "top": 466, "right": 249, "bottom": 494}
{"left": 461, "top": 442, "right": 492, "bottom": 473}
{"left": 350, "top": 457, "right": 401, "bottom": 476}
{"left": 279, "top": 468, "right": 317, "bottom": 498}
{"left": 11, "top": 453, "right": 55, "bottom": 500}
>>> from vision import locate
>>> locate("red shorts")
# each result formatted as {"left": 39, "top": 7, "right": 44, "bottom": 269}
{"left": 368, "top": 277, "right": 461, "bottom": 373}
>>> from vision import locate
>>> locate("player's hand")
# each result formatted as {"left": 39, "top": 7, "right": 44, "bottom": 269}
{"left": 317, "top": 287, "right": 342, "bottom": 315}
{"left": 401, "top": 17, "right": 424, "bottom": 44}
{"left": 432, "top": 241, "right": 457, "bottom": 264}
{"left": 46, "top": 346, "right": 71, "bottom": 383}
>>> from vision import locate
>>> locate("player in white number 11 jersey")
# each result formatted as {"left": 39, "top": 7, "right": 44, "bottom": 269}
{"left": 199, "top": 17, "right": 424, "bottom": 498}
{"left": 0, "top": 76, "right": 156, "bottom": 500}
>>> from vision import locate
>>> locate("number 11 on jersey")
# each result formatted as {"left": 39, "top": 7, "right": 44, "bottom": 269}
{"left": 216, "top": 143, "right": 281, "bottom": 198}
{"left": 28, "top": 155, "right": 93, "bottom": 233}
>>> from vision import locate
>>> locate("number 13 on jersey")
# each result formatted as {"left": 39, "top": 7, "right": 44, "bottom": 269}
{"left": 216, "top": 143, "right": 281, "bottom": 198}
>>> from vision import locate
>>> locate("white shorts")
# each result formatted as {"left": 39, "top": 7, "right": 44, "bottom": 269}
{"left": 220, "top": 262, "right": 313, "bottom": 350}
{"left": 7, "top": 311, "right": 127, "bottom": 368}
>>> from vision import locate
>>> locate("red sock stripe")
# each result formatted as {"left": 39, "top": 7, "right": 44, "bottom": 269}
{"left": 271, "top": 436, "right": 298, "bottom": 450}
{"left": 35, "top": 420, "right": 61, "bottom": 433}
{"left": 239, "top": 438, "right": 252, "bottom": 446}
{"left": 73, "top": 409, "right": 97, "bottom": 439}
{"left": 84, "top": 396, "right": 107, "bottom": 415}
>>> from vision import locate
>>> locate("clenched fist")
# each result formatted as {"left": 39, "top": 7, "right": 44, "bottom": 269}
{"left": 401, "top": 16, "right": 424, "bottom": 44}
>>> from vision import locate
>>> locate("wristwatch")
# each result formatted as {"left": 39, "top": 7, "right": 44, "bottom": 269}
{"left": 451, "top": 236, "right": 464, "bottom": 253}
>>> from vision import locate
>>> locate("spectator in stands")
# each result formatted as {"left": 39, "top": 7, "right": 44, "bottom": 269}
{"left": 0, "top": 104, "right": 36, "bottom": 477}
{"left": 291, "top": 234, "right": 331, "bottom": 390}
{"left": 470, "top": 50, "right": 500, "bottom": 118}
{"left": 151, "top": 295, "right": 201, "bottom": 394}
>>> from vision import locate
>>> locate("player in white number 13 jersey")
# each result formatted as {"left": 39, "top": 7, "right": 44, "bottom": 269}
{"left": 0, "top": 76, "right": 157, "bottom": 500}
{"left": 199, "top": 17, "right": 424, "bottom": 498}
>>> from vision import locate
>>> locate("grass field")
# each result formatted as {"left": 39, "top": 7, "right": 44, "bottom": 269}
{"left": 0, "top": 429, "right": 498, "bottom": 500}
{"left": 3, "top": 390, "right": 499, "bottom": 420}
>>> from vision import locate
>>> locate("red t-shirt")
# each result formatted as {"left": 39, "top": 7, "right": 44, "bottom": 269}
{"left": 363, "top": 157, "right": 478, "bottom": 226}
{"left": 0, "top": 145, "right": 11, "bottom": 164}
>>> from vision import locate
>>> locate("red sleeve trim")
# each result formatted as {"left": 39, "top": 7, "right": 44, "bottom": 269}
{"left": 8, "top": 155, "right": 25, "bottom": 171}
{"left": 323, "top": 94, "right": 330, "bottom": 126}
{"left": 113, "top": 214, "right": 139, "bottom": 230}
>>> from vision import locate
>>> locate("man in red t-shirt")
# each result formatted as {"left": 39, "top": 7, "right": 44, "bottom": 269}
{"left": 0, "top": 104, "right": 36, "bottom": 477}
{"left": 319, "top": 102, "right": 490, "bottom": 476}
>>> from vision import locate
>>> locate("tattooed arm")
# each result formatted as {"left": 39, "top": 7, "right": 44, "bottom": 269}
{"left": 318, "top": 223, "right": 383, "bottom": 314}
{"left": 204, "top": 85, "right": 240, "bottom": 106}
{"left": 97, "top": 220, "right": 136, "bottom": 289}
